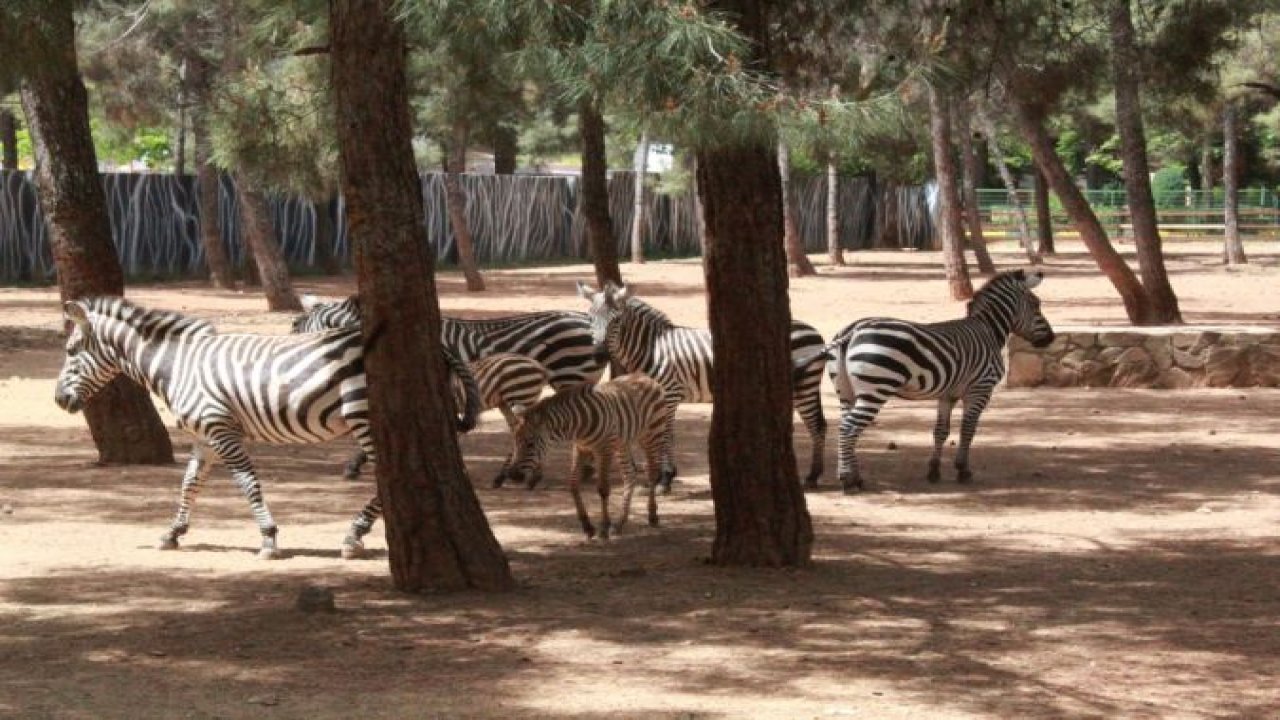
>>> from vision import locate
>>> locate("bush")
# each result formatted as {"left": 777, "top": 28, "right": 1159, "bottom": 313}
{"left": 1151, "top": 164, "right": 1187, "bottom": 208}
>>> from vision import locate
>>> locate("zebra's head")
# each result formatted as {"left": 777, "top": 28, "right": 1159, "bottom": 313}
{"left": 576, "top": 280, "right": 627, "bottom": 362}
{"left": 969, "top": 269, "right": 1055, "bottom": 348}
{"left": 54, "top": 300, "right": 123, "bottom": 413}
{"left": 291, "top": 294, "right": 360, "bottom": 334}
{"left": 506, "top": 403, "right": 549, "bottom": 486}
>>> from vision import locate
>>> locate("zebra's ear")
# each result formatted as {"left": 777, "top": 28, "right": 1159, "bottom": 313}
{"left": 1024, "top": 270, "right": 1044, "bottom": 289}
{"left": 612, "top": 284, "right": 631, "bottom": 303}
{"left": 576, "top": 280, "right": 597, "bottom": 300}
{"left": 63, "top": 301, "right": 92, "bottom": 336}
{"left": 299, "top": 294, "right": 324, "bottom": 310}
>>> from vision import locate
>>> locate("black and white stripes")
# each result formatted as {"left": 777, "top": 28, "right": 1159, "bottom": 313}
{"left": 824, "top": 269, "right": 1055, "bottom": 492}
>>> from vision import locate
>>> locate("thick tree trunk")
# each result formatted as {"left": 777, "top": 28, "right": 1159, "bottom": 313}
{"left": 312, "top": 196, "right": 342, "bottom": 275}
{"left": 1034, "top": 167, "right": 1056, "bottom": 255}
{"left": 630, "top": 132, "right": 648, "bottom": 264}
{"left": 699, "top": 0, "right": 812, "bottom": 568}
{"left": 826, "top": 156, "right": 844, "bottom": 265}
{"left": 956, "top": 103, "right": 995, "bottom": 274}
{"left": 443, "top": 120, "right": 486, "bottom": 291}
{"left": 188, "top": 57, "right": 235, "bottom": 290}
{"left": 1222, "top": 103, "right": 1247, "bottom": 265}
{"left": 976, "top": 106, "right": 1039, "bottom": 264}
{"left": 331, "top": 0, "right": 513, "bottom": 593}
{"left": 1013, "top": 99, "right": 1153, "bottom": 324}
{"left": 927, "top": 85, "right": 973, "bottom": 299}
{"left": 492, "top": 124, "right": 518, "bottom": 175}
{"left": 0, "top": 110, "right": 18, "bottom": 169}
{"left": 578, "top": 97, "right": 622, "bottom": 288}
{"left": 18, "top": 0, "right": 173, "bottom": 466}
{"left": 778, "top": 139, "right": 816, "bottom": 277}
{"left": 1109, "top": 0, "right": 1182, "bottom": 323}
{"left": 235, "top": 179, "right": 300, "bottom": 311}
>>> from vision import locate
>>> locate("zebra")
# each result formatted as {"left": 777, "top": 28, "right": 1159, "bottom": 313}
{"left": 576, "top": 282, "right": 828, "bottom": 490}
{"left": 293, "top": 294, "right": 605, "bottom": 390}
{"left": 53, "top": 296, "right": 481, "bottom": 559}
{"left": 506, "top": 373, "right": 672, "bottom": 540}
{"left": 821, "top": 269, "right": 1055, "bottom": 492}
{"left": 339, "top": 351, "right": 552, "bottom": 486}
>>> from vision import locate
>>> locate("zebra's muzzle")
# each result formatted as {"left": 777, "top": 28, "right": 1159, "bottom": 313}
{"left": 1031, "top": 331, "right": 1055, "bottom": 349}
{"left": 54, "top": 388, "right": 83, "bottom": 413}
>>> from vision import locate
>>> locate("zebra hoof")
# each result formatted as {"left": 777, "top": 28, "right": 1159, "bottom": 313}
{"left": 342, "top": 469, "right": 362, "bottom": 482}
{"left": 341, "top": 538, "right": 365, "bottom": 560}
{"left": 492, "top": 473, "right": 507, "bottom": 489}
{"left": 157, "top": 536, "right": 180, "bottom": 551}
{"left": 839, "top": 475, "right": 863, "bottom": 494}
{"left": 257, "top": 547, "right": 281, "bottom": 561}
{"left": 957, "top": 468, "right": 974, "bottom": 484}
{"left": 926, "top": 462, "right": 942, "bottom": 484}
{"left": 648, "top": 514, "right": 659, "bottom": 527}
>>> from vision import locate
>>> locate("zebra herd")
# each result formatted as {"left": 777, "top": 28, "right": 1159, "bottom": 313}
{"left": 52, "top": 269, "right": 1054, "bottom": 558}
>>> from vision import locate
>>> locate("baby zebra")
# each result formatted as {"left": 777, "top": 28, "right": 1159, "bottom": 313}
{"left": 822, "top": 269, "right": 1055, "bottom": 492}
{"left": 507, "top": 373, "right": 672, "bottom": 540}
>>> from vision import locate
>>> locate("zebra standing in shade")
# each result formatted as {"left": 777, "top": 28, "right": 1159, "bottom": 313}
{"left": 822, "top": 269, "right": 1055, "bottom": 492}
{"left": 576, "top": 282, "right": 828, "bottom": 489}
{"left": 507, "top": 373, "right": 672, "bottom": 539}
{"left": 293, "top": 294, "right": 605, "bottom": 389}
{"left": 53, "top": 296, "right": 481, "bottom": 559}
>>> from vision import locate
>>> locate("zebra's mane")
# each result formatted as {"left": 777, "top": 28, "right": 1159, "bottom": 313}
{"left": 967, "top": 270, "right": 1029, "bottom": 316}
{"left": 621, "top": 296, "right": 676, "bottom": 330}
{"left": 80, "top": 296, "right": 216, "bottom": 341}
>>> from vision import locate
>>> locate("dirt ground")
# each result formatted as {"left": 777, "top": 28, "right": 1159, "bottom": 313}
{"left": 2, "top": 242, "right": 1279, "bottom": 719}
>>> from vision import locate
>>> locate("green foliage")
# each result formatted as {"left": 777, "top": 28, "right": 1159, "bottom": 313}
{"left": 1151, "top": 163, "right": 1188, "bottom": 207}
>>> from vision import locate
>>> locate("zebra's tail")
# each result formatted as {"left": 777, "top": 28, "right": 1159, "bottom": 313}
{"left": 443, "top": 349, "right": 482, "bottom": 433}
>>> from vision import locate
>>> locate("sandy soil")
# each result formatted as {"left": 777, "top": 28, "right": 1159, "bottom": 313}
{"left": 2, "top": 242, "right": 1279, "bottom": 719}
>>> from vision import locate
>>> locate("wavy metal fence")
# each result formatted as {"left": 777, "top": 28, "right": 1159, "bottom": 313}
{"left": 0, "top": 170, "right": 932, "bottom": 282}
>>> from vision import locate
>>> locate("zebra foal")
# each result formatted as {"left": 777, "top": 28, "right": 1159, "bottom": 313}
{"left": 53, "top": 296, "right": 481, "bottom": 559}
{"left": 822, "top": 269, "right": 1055, "bottom": 492}
{"left": 576, "top": 282, "right": 828, "bottom": 489}
{"left": 506, "top": 373, "right": 672, "bottom": 540}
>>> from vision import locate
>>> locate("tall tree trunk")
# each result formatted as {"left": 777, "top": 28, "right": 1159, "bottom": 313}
{"left": 630, "top": 132, "right": 648, "bottom": 264}
{"left": 1109, "top": 0, "right": 1182, "bottom": 323}
{"left": 1012, "top": 99, "right": 1153, "bottom": 324}
{"left": 1222, "top": 103, "right": 1247, "bottom": 265}
{"left": 0, "top": 110, "right": 18, "bottom": 169}
{"left": 492, "top": 124, "right": 518, "bottom": 175}
{"left": 192, "top": 108, "right": 235, "bottom": 288}
{"left": 1034, "top": 167, "right": 1056, "bottom": 255}
{"left": 956, "top": 102, "right": 995, "bottom": 274}
{"left": 173, "top": 59, "right": 188, "bottom": 177}
{"left": 699, "top": 0, "right": 812, "bottom": 568}
{"left": 578, "top": 97, "right": 621, "bottom": 288}
{"left": 976, "top": 105, "right": 1039, "bottom": 264}
{"left": 235, "top": 179, "right": 300, "bottom": 311}
{"left": 927, "top": 85, "right": 973, "bottom": 299}
{"left": 778, "top": 139, "right": 816, "bottom": 277}
{"left": 313, "top": 195, "right": 341, "bottom": 275}
{"left": 443, "top": 119, "right": 486, "bottom": 291}
{"left": 826, "top": 154, "right": 844, "bottom": 265}
{"left": 331, "top": 0, "right": 513, "bottom": 593}
{"left": 1200, "top": 134, "right": 1214, "bottom": 193}
{"left": 18, "top": 0, "right": 173, "bottom": 466}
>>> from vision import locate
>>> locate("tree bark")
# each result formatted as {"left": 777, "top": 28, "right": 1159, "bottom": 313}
{"left": 826, "top": 155, "right": 844, "bottom": 265}
{"left": 1200, "top": 134, "right": 1214, "bottom": 193}
{"left": 1012, "top": 99, "right": 1153, "bottom": 324}
{"left": 18, "top": 0, "right": 173, "bottom": 465}
{"left": 1109, "top": 0, "right": 1182, "bottom": 322}
{"left": 956, "top": 103, "right": 995, "bottom": 274}
{"left": 492, "top": 124, "right": 518, "bottom": 175}
{"left": 235, "top": 179, "right": 300, "bottom": 311}
{"left": 976, "top": 105, "right": 1039, "bottom": 264}
{"left": 778, "top": 139, "right": 816, "bottom": 277}
{"left": 1034, "top": 167, "right": 1056, "bottom": 255}
{"left": 927, "top": 85, "right": 973, "bottom": 299}
{"left": 173, "top": 58, "right": 187, "bottom": 177}
{"left": 578, "top": 97, "right": 622, "bottom": 288}
{"left": 698, "top": 0, "right": 812, "bottom": 568}
{"left": 630, "top": 132, "right": 648, "bottom": 264}
{"left": 1222, "top": 103, "right": 1247, "bottom": 265}
{"left": 331, "top": 0, "right": 513, "bottom": 593}
{"left": 0, "top": 110, "right": 18, "bottom": 169}
{"left": 443, "top": 119, "right": 486, "bottom": 291}
{"left": 312, "top": 196, "right": 342, "bottom": 275}
{"left": 189, "top": 56, "right": 235, "bottom": 289}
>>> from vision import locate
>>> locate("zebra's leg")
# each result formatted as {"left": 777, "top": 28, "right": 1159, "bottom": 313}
{"left": 927, "top": 397, "right": 957, "bottom": 483}
{"left": 342, "top": 494, "right": 382, "bottom": 559}
{"left": 343, "top": 448, "right": 369, "bottom": 481}
{"left": 493, "top": 403, "right": 519, "bottom": 488}
{"left": 568, "top": 446, "right": 595, "bottom": 539}
{"left": 595, "top": 445, "right": 615, "bottom": 540}
{"left": 795, "top": 389, "right": 827, "bottom": 489}
{"left": 159, "top": 443, "right": 212, "bottom": 550}
{"left": 656, "top": 393, "right": 681, "bottom": 493}
{"left": 836, "top": 396, "right": 885, "bottom": 493}
{"left": 955, "top": 386, "right": 995, "bottom": 484}
{"left": 208, "top": 436, "right": 281, "bottom": 559}
{"left": 614, "top": 442, "right": 642, "bottom": 533}
{"left": 640, "top": 433, "right": 664, "bottom": 527}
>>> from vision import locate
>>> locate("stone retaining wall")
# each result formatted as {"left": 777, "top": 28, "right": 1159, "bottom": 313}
{"left": 1007, "top": 326, "right": 1280, "bottom": 389}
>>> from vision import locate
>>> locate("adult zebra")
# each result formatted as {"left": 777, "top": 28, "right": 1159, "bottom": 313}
{"left": 576, "top": 282, "right": 828, "bottom": 489}
{"left": 293, "top": 294, "right": 605, "bottom": 390}
{"left": 822, "top": 269, "right": 1055, "bottom": 492}
{"left": 53, "top": 296, "right": 481, "bottom": 559}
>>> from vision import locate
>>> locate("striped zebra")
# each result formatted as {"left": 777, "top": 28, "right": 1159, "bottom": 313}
{"left": 293, "top": 294, "right": 605, "bottom": 389}
{"left": 506, "top": 373, "right": 672, "bottom": 539}
{"left": 823, "top": 269, "right": 1055, "bottom": 492}
{"left": 576, "top": 282, "right": 828, "bottom": 489}
{"left": 53, "top": 296, "right": 481, "bottom": 559}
